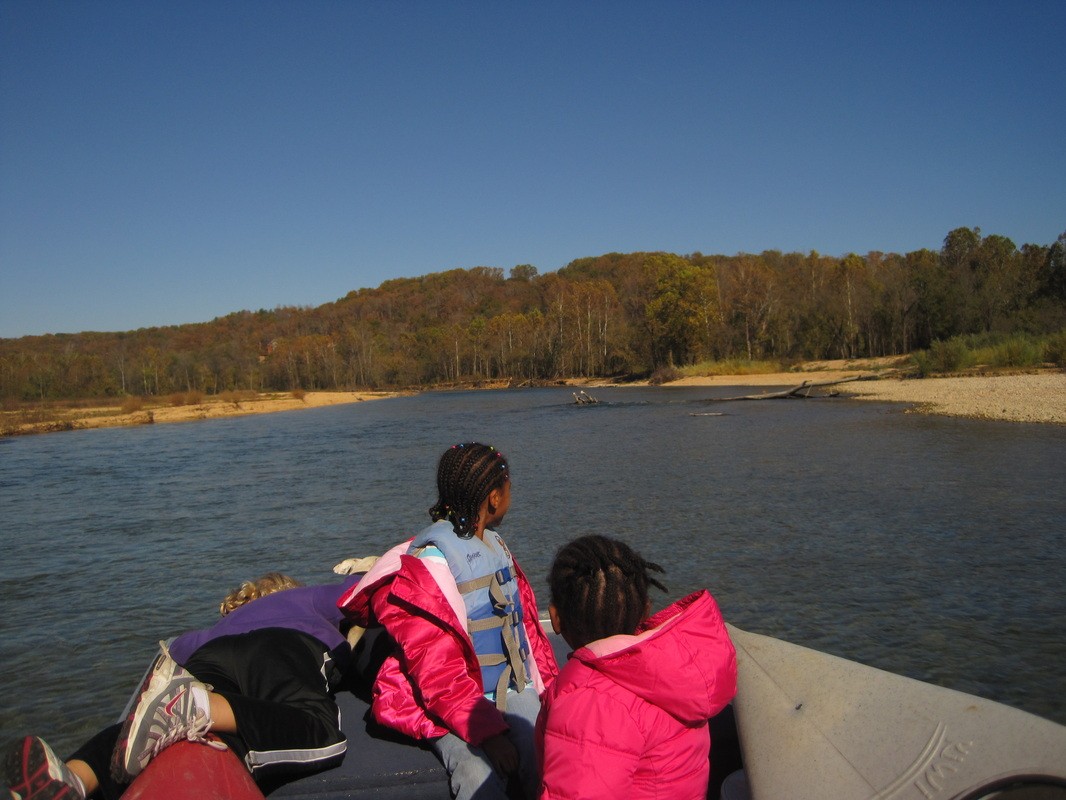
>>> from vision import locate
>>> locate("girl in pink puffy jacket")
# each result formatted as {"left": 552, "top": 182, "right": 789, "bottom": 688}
{"left": 536, "top": 536, "right": 737, "bottom": 800}
{"left": 339, "top": 443, "right": 558, "bottom": 800}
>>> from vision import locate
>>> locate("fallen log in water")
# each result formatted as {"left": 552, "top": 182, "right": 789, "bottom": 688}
{"left": 714, "top": 374, "right": 868, "bottom": 401}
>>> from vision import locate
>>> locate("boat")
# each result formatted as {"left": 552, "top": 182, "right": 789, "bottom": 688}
{"left": 120, "top": 624, "right": 1066, "bottom": 799}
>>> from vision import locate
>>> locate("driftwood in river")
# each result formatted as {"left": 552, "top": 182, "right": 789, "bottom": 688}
{"left": 715, "top": 374, "right": 868, "bottom": 401}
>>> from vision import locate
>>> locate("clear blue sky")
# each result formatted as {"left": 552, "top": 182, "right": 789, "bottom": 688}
{"left": 2, "top": 1, "right": 1064, "bottom": 338}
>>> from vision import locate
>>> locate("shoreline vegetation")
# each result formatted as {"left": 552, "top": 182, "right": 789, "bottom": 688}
{"left": 3, "top": 358, "right": 1064, "bottom": 436}
{"left": 5, "top": 234, "right": 1065, "bottom": 433}
{"left": 5, "top": 234, "right": 1066, "bottom": 406}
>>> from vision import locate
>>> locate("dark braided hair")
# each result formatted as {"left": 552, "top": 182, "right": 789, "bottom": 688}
{"left": 429, "top": 442, "right": 511, "bottom": 538}
{"left": 548, "top": 535, "right": 667, "bottom": 649}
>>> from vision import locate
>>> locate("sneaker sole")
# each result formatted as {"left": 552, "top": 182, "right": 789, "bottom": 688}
{"left": 3, "top": 736, "right": 78, "bottom": 800}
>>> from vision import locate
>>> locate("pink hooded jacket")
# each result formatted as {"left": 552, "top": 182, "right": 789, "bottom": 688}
{"left": 536, "top": 590, "right": 736, "bottom": 800}
{"left": 338, "top": 539, "right": 559, "bottom": 746}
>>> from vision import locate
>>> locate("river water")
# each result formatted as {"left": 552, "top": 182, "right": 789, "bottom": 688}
{"left": 1, "top": 385, "right": 1064, "bottom": 756}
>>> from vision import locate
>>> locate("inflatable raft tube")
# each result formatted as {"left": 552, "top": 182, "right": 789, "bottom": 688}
{"left": 120, "top": 738, "right": 265, "bottom": 800}
{"left": 726, "top": 624, "right": 1066, "bottom": 799}
{"left": 117, "top": 624, "right": 1066, "bottom": 799}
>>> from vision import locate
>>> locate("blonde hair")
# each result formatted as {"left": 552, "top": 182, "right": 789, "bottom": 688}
{"left": 219, "top": 572, "right": 303, "bottom": 616}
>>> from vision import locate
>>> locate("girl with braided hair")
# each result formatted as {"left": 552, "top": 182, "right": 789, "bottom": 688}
{"left": 536, "top": 535, "right": 737, "bottom": 800}
{"left": 338, "top": 443, "right": 558, "bottom": 800}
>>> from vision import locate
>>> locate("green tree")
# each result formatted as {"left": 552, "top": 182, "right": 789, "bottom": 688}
{"left": 910, "top": 248, "right": 960, "bottom": 345}
{"left": 509, "top": 264, "right": 538, "bottom": 281}
{"left": 940, "top": 227, "right": 982, "bottom": 332}
{"left": 973, "top": 234, "right": 1020, "bottom": 331}
{"left": 1044, "top": 231, "right": 1066, "bottom": 301}
{"left": 644, "top": 255, "right": 718, "bottom": 366}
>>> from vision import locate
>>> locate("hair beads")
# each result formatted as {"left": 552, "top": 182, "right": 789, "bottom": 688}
{"left": 429, "top": 442, "right": 511, "bottom": 538}
{"left": 548, "top": 535, "right": 667, "bottom": 649}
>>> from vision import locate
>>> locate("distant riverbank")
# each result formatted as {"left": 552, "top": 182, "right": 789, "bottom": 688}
{"left": 4, "top": 363, "right": 1065, "bottom": 436}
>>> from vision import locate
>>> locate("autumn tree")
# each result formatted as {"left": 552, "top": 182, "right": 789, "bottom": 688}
{"left": 719, "top": 255, "right": 777, "bottom": 360}
{"left": 3, "top": 230, "right": 1064, "bottom": 402}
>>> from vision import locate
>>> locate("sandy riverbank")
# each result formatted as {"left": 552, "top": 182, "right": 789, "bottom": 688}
{"left": 664, "top": 362, "right": 1066, "bottom": 425}
{"left": 2, "top": 391, "right": 404, "bottom": 436}
{"left": 842, "top": 372, "right": 1066, "bottom": 424}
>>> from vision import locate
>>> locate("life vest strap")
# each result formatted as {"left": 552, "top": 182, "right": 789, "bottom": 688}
{"left": 494, "top": 666, "right": 512, "bottom": 710}
{"left": 500, "top": 613, "right": 528, "bottom": 698}
{"left": 455, "top": 567, "right": 513, "bottom": 595}
{"left": 468, "top": 615, "right": 504, "bottom": 633}
{"left": 477, "top": 624, "right": 528, "bottom": 713}
{"left": 468, "top": 610, "right": 521, "bottom": 633}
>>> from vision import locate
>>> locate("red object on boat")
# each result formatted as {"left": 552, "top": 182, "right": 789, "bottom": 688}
{"left": 119, "top": 739, "right": 265, "bottom": 800}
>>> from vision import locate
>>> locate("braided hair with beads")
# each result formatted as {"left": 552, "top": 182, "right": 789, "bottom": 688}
{"left": 428, "top": 442, "right": 511, "bottom": 539}
{"left": 548, "top": 535, "right": 667, "bottom": 649}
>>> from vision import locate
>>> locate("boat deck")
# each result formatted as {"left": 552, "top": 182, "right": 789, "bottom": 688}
{"left": 268, "top": 629, "right": 743, "bottom": 799}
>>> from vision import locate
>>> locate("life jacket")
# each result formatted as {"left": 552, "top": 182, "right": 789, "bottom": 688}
{"left": 409, "top": 520, "right": 531, "bottom": 710}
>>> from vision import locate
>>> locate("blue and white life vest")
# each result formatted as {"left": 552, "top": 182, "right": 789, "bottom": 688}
{"left": 409, "top": 520, "right": 531, "bottom": 709}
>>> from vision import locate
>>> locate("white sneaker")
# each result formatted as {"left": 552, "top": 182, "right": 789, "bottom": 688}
{"left": 110, "top": 641, "right": 222, "bottom": 782}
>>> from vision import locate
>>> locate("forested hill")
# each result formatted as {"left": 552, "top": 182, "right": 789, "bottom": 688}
{"left": 3, "top": 226, "right": 1065, "bottom": 401}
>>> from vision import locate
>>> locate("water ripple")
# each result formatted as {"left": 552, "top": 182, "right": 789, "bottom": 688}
{"left": 1, "top": 387, "right": 1064, "bottom": 756}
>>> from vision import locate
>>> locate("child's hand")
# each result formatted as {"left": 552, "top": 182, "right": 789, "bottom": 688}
{"left": 481, "top": 733, "right": 518, "bottom": 776}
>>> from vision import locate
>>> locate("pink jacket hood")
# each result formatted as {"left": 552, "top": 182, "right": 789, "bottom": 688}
{"left": 572, "top": 589, "right": 736, "bottom": 725}
{"left": 537, "top": 589, "right": 735, "bottom": 800}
